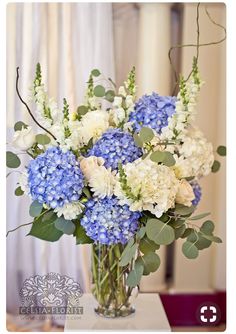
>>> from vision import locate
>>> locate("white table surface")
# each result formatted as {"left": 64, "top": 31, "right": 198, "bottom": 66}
{"left": 64, "top": 293, "right": 171, "bottom": 331}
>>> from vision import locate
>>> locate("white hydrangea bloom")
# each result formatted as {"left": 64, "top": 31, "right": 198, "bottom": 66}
{"left": 173, "top": 126, "right": 214, "bottom": 178}
{"left": 176, "top": 179, "right": 195, "bottom": 207}
{"left": 80, "top": 156, "right": 116, "bottom": 198}
{"left": 54, "top": 202, "right": 84, "bottom": 220}
{"left": 114, "top": 159, "right": 180, "bottom": 217}
{"left": 77, "top": 110, "right": 110, "bottom": 145}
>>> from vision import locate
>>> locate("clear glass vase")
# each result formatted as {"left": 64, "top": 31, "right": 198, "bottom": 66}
{"left": 91, "top": 243, "right": 135, "bottom": 318}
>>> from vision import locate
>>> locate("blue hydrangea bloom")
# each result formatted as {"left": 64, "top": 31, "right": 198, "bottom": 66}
{"left": 191, "top": 181, "right": 202, "bottom": 206}
{"left": 87, "top": 128, "right": 142, "bottom": 170}
{"left": 27, "top": 147, "right": 84, "bottom": 209}
{"left": 80, "top": 196, "right": 141, "bottom": 245}
{"left": 129, "top": 92, "right": 176, "bottom": 133}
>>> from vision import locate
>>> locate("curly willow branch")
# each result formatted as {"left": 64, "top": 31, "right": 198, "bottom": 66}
{"left": 169, "top": 3, "right": 226, "bottom": 95}
{"left": 16, "top": 67, "right": 57, "bottom": 141}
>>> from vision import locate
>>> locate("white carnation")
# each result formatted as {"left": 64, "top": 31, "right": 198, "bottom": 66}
{"left": 115, "top": 159, "right": 180, "bottom": 217}
{"left": 54, "top": 202, "right": 84, "bottom": 220}
{"left": 77, "top": 110, "right": 110, "bottom": 145}
{"left": 176, "top": 179, "right": 195, "bottom": 207}
{"left": 80, "top": 156, "right": 116, "bottom": 198}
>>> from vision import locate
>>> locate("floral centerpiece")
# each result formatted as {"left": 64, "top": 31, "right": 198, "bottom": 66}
{"left": 7, "top": 59, "right": 225, "bottom": 318}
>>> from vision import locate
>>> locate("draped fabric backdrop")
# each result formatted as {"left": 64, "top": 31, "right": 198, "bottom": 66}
{"left": 6, "top": 3, "right": 226, "bottom": 313}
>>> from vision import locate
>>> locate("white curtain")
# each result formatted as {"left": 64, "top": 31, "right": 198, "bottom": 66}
{"left": 6, "top": 3, "right": 226, "bottom": 316}
{"left": 6, "top": 3, "right": 115, "bottom": 313}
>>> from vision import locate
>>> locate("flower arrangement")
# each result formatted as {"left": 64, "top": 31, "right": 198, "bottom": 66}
{"left": 7, "top": 60, "right": 225, "bottom": 317}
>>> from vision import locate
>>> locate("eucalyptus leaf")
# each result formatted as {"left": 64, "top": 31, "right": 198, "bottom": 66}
{"left": 91, "top": 69, "right": 101, "bottom": 77}
{"left": 15, "top": 186, "right": 24, "bottom": 196}
{"left": 29, "top": 200, "right": 43, "bottom": 217}
{"left": 182, "top": 241, "right": 199, "bottom": 259}
{"left": 133, "top": 133, "right": 143, "bottom": 148}
{"left": 139, "top": 127, "right": 154, "bottom": 143}
{"left": 77, "top": 105, "right": 88, "bottom": 115}
{"left": 217, "top": 145, "right": 226, "bottom": 156}
{"left": 94, "top": 85, "right": 105, "bottom": 97}
{"left": 200, "top": 220, "right": 215, "bottom": 235}
{"left": 54, "top": 217, "right": 76, "bottom": 235}
{"left": 212, "top": 160, "right": 221, "bottom": 173}
{"left": 136, "top": 252, "right": 160, "bottom": 275}
{"left": 195, "top": 233, "right": 212, "bottom": 250}
{"left": 174, "top": 224, "right": 186, "bottom": 239}
{"left": 139, "top": 235, "right": 160, "bottom": 254}
{"left": 201, "top": 234, "right": 222, "bottom": 243}
{"left": 150, "top": 151, "right": 165, "bottom": 163}
{"left": 187, "top": 230, "right": 198, "bottom": 243}
{"left": 42, "top": 211, "right": 57, "bottom": 222}
{"left": 181, "top": 228, "right": 194, "bottom": 239}
{"left": 119, "top": 239, "right": 137, "bottom": 266}
{"left": 6, "top": 151, "right": 21, "bottom": 168}
{"left": 36, "top": 134, "right": 51, "bottom": 145}
{"left": 146, "top": 219, "right": 175, "bottom": 245}
{"left": 105, "top": 90, "right": 115, "bottom": 102}
{"left": 14, "top": 121, "right": 28, "bottom": 131}
{"left": 169, "top": 219, "right": 185, "bottom": 228}
{"left": 126, "top": 262, "right": 144, "bottom": 287}
{"left": 137, "top": 226, "right": 146, "bottom": 239}
{"left": 175, "top": 204, "right": 195, "bottom": 216}
{"left": 189, "top": 212, "right": 211, "bottom": 221}
{"left": 162, "top": 152, "right": 176, "bottom": 167}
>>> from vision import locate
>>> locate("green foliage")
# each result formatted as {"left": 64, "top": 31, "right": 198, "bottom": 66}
{"left": 82, "top": 187, "right": 91, "bottom": 199}
{"left": 29, "top": 200, "right": 43, "bottom": 217}
{"left": 169, "top": 219, "right": 185, "bottom": 228}
{"left": 36, "top": 134, "right": 51, "bottom": 145}
{"left": 63, "top": 98, "right": 69, "bottom": 120}
{"left": 212, "top": 160, "right": 221, "bottom": 173}
{"left": 136, "top": 226, "right": 146, "bottom": 239}
{"left": 6, "top": 151, "right": 21, "bottom": 168}
{"left": 74, "top": 223, "right": 93, "bottom": 244}
{"left": 174, "top": 204, "right": 195, "bottom": 216}
{"left": 94, "top": 85, "right": 105, "bottom": 97}
{"left": 91, "top": 69, "right": 101, "bottom": 77}
{"left": 126, "top": 66, "right": 136, "bottom": 96}
{"left": 136, "top": 252, "right": 160, "bottom": 275}
{"left": 15, "top": 186, "right": 24, "bottom": 196}
{"left": 195, "top": 233, "right": 212, "bottom": 250}
{"left": 126, "top": 261, "right": 144, "bottom": 287}
{"left": 54, "top": 217, "right": 76, "bottom": 235}
{"left": 133, "top": 133, "right": 143, "bottom": 148}
{"left": 217, "top": 145, "right": 226, "bottom": 156}
{"left": 182, "top": 241, "right": 199, "bottom": 259}
{"left": 28, "top": 214, "right": 63, "bottom": 242}
{"left": 77, "top": 105, "right": 89, "bottom": 118}
{"left": 139, "top": 127, "right": 154, "bottom": 143}
{"left": 200, "top": 220, "right": 214, "bottom": 235}
{"left": 105, "top": 90, "right": 115, "bottom": 102}
{"left": 139, "top": 235, "right": 160, "bottom": 254}
{"left": 14, "top": 121, "right": 28, "bottom": 131}
{"left": 174, "top": 224, "right": 186, "bottom": 239}
{"left": 201, "top": 234, "right": 222, "bottom": 243}
{"left": 189, "top": 212, "right": 211, "bottom": 221}
{"left": 150, "top": 151, "right": 175, "bottom": 167}
{"left": 146, "top": 218, "right": 175, "bottom": 245}
{"left": 181, "top": 228, "right": 193, "bottom": 238}
{"left": 119, "top": 238, "right": 137, "bottom": 266}
{"left": 34, "top": 63, "right": 42, "bottom": 87}
{"left": 118, "top": 163, "right": 140, "bottom": 201}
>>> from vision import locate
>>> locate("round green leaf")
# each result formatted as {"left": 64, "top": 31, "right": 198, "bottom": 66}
{"left": 119, "top": 243, "right": 137, "bottom": 267}
{"left": 133, "top": 133, "right": 143, "bottom": 148}
{"left": 105, "top": 90, "right": 115, "bottom": 102}
{"left": 15, "top": 186, "right": 24, "bottom": 196}
{"left": 54, "top": 217, "right": 76, "bottom": 235}
{"left": 189, "top": 212, "right": 210, "bottom": 221}
{"left": 94, "top": 85, "right": 105, "bottom": 97}
{"left": 139, "top": 127, "right": 154, "bottom": 143}
{"left": 150, "top": 151, "right": 165, "bottom": 163}
{"left": 77, "top": 105, "right": 88, "bottom": 115}
{"left": 29, "top": 200, "right": 43, "bottom": 217}
{"left": 162, "top": 152, "right": 176, "bottom": 167}
{"left": 14, "top": 121, "right": 28, "bottom": 131}
{"left": 182, "top": 241, "right": 199, "bottom": 259}
{"left": 136, "top": 252, "right": 160, "bottom": 275}
{"left": 146, "top": 219, "right": 175, "bottom": 245}
{"left": 174, "top": 224, "right": 186, "bottom": 239}
{"left": 187, "top": 230, "right": 198, "bottom": 243}
{"left": 91, "top": 69, "right": 101, "bottom": 77}
{"left": 195, "top": 233, "right": 212, "bottom": 250}
{"left": 126, "top": 262, "right": 144, "bottom": 287}
{"left": 139, "top": 236, "right": 160, "bottom": 254}
{"left": 201, "top": 234, "right": 222, "bottom": 243}
{"left": 6, "top": 151, "right": 21, "bottom": 168}
{"left": 181, "top": 228, "right": 194, "bottom": 239}
{"left": 137, "top": 226, "right": 146, "bottom": 239}
{"left": 200, "top": 220, "right": 215, "bottom": 235}
{"left": 36, "top": 134, "right": 51, "bottom": 145}
{"left": 217, "top": 145, "right": 226, "bottom": 156}
{"left": 175, "top": 204, "right": 195, "bottom": 216}
{"left": 212, "top": 160, "right": 221, "bottom": 173}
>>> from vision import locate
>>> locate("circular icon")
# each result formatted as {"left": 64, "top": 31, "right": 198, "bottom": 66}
{"left": 196, "top": 302, "right": 221, "bottom": 326}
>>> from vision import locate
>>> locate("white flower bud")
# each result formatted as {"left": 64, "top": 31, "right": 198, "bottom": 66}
{"left": 12, "top": 126, "right": 36, "bottom": 150}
